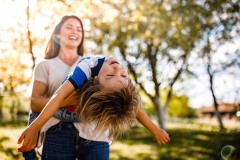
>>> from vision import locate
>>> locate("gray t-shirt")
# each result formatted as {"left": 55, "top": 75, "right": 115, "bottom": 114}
{"left": 33, "top": 56, "right": 82, "bottom": 97}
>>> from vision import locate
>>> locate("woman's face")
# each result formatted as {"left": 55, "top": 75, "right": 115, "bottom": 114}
{"left": 97, "top": 57, "right": 130, "bottom": 91}
{"left": 58, "top": 18, "right": 83, "bottom": 48}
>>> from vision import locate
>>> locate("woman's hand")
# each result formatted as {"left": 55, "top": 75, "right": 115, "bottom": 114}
{"left": 17, "top": 126, "right": 39, "bottom": 152}
{"left": 62, "top": 90, "right": 81, "bottom": 107}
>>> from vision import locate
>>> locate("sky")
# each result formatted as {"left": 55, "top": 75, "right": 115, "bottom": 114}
{"left": 180, "top": 38, "right": 240, "bottom": 108}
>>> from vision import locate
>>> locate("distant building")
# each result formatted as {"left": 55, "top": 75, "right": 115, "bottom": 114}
{"left": 200, "top": 103, "right": 240, "bottom": 121}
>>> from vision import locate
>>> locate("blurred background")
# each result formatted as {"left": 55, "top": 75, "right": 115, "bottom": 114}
{"left": 0, "top": 0, "right": 239, "bottom": 159}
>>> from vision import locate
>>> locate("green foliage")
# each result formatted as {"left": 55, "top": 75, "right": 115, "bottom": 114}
{"left": 0, "top": 53, "right": 30, "bottom": 92}
{"left": 167, "top": 94, "right": 197, "bottom": 118}
{"left": 0, "top": 52, "right": 31, "bottom": 119}
{"left": 140, "top": 88, "right": 196, "bottom": 118}
{"left": 0, "top": 92, "right": 30, "bottom": 120}
{"left": 160, "top": 88, "right": 197, "bottom": 118}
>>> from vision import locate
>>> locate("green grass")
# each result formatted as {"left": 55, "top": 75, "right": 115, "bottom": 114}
{"left": 0, "top": 119, "right": 239, "bottom": 160}
{"left": 110, "top": 126, "right": 239, "bottom": 160}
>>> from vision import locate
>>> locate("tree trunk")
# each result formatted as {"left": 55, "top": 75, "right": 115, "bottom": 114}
{"left": 27, "top": 0, "right": 35, "bottom": 70}
{"left": 0, "top": 95, "right": 3, "bottom": 119}
{"left": 153, "top": 96, "right": 166, "bottom": 130}
{"left": 210, "top": 81, "right": 225, "bottom": 130}
{"left": 208, "top": 64, "right": 225, "bottom": 130}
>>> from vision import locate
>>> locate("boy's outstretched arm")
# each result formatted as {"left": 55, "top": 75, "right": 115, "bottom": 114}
{"left": 17, "top": 81, "right": 75, "bottom": 152}
{"left": 136, "top": 107, "right": 170, "bottom": 145}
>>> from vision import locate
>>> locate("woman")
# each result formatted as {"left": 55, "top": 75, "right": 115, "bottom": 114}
{"left": 22, "top": 15, "right": 85, "bottom": 160}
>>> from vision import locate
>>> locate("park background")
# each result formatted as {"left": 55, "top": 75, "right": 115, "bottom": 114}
{"left": 0, "top": 0, "right": 239, "bottom": 159}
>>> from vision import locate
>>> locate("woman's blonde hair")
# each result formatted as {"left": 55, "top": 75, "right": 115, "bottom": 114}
{"left": 75, "top": 78, "right": 140, "bottom": 139}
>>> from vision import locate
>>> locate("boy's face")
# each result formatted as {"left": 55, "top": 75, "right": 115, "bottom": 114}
{"left": 97, "top": 57, "right": 129, "bottom": 90}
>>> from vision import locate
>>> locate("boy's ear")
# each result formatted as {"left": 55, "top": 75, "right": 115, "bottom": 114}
{"left": 94, "top": 76, "right": 98, "bottom": 80}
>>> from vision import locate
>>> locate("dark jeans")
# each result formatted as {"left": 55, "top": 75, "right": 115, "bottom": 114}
{"left": 42, "top": 122, "right": 110, "bottom": 160}
{"left": 23, "top": 109, "right": 81, "bottom": 160}
{"left": 23, "top": 109, "right": 109, "bottom": 160}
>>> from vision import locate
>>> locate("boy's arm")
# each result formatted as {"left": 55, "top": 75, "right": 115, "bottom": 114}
{"left": 61, "top": 90, "right": 81, "bottom": 107}
{"left": 136, "top": 107, "right": 170, "bottom": 145}
{"left": 17, "top": 81, "right": 75, "bottom": 152}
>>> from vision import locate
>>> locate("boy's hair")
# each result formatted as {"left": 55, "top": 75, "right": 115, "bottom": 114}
{"left": 75, "top": 78, "right": 140, "bottom": 139}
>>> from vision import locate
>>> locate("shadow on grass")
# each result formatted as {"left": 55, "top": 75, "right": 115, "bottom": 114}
{"left": 168, "top": 129, "right": 240, "bottom": 160}
{"left": 111, "top": 126, "right": 240, "bottom": 160}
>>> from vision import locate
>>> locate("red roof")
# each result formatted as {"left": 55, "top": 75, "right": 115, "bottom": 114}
{"left": 200, "top": 103, "right": 239, "bottom": 113}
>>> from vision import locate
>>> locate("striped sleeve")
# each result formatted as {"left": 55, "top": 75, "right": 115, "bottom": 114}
{"left": 66, "top": 56, "right": 105, "bottom": 90}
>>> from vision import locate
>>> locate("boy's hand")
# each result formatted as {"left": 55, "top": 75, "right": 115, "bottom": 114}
{"left": 153, "top": 128, "right": 170, "bottom": 145}
{"left": 17, "top": 126, "right": 39, "bottom": 152}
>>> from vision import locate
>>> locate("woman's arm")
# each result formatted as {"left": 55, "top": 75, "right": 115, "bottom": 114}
{"left": 18, "top": 81, "right": 75, "bottom": 152}
{"left": 31, "top": 81, "right": 50, "bottom": 112}
{"left": 31, "top": 81, "right": 80, "bottom": 112}
{"left": 136, "top": 107, "right": 170, "bottom": 145}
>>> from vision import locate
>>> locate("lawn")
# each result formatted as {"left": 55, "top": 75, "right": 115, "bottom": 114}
{"left": 0, "top": 119, "right": 239, "bottom": 160}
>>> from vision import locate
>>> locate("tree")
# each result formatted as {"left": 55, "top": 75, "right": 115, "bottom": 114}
{"left": 186, "top": 0, "right": 239, "bottom": 130}
{"left": 85, "top": 0, "right": 215, "bottom": 129}
{"left": 26, "top": 0, "right": 35, "bottom": 70}
{"left": 0, "top": 53, "right": 30, "bottom": 119}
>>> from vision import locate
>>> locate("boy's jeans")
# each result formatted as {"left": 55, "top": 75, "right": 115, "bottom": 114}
{"left": 42, "top": 121, "right": 109, "bottom": 160}
{"left": 22, "top": 108, "right": 81, "bottom": 160}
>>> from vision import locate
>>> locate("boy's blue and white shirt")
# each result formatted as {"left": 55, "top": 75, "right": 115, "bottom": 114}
{"left": 66, "top": 56, "right": 111, "bottom": 143}
{"left": 66, "top": 56, "right": 105, "bottom": 90}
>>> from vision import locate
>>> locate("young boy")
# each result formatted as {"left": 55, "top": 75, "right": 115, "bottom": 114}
{"left": 18, "top": 56, "right": 170, "bottom": 153}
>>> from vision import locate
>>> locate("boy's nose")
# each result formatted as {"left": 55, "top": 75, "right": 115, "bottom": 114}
{"left": 113, "top": 64, "right": 123, "bottom": 69}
